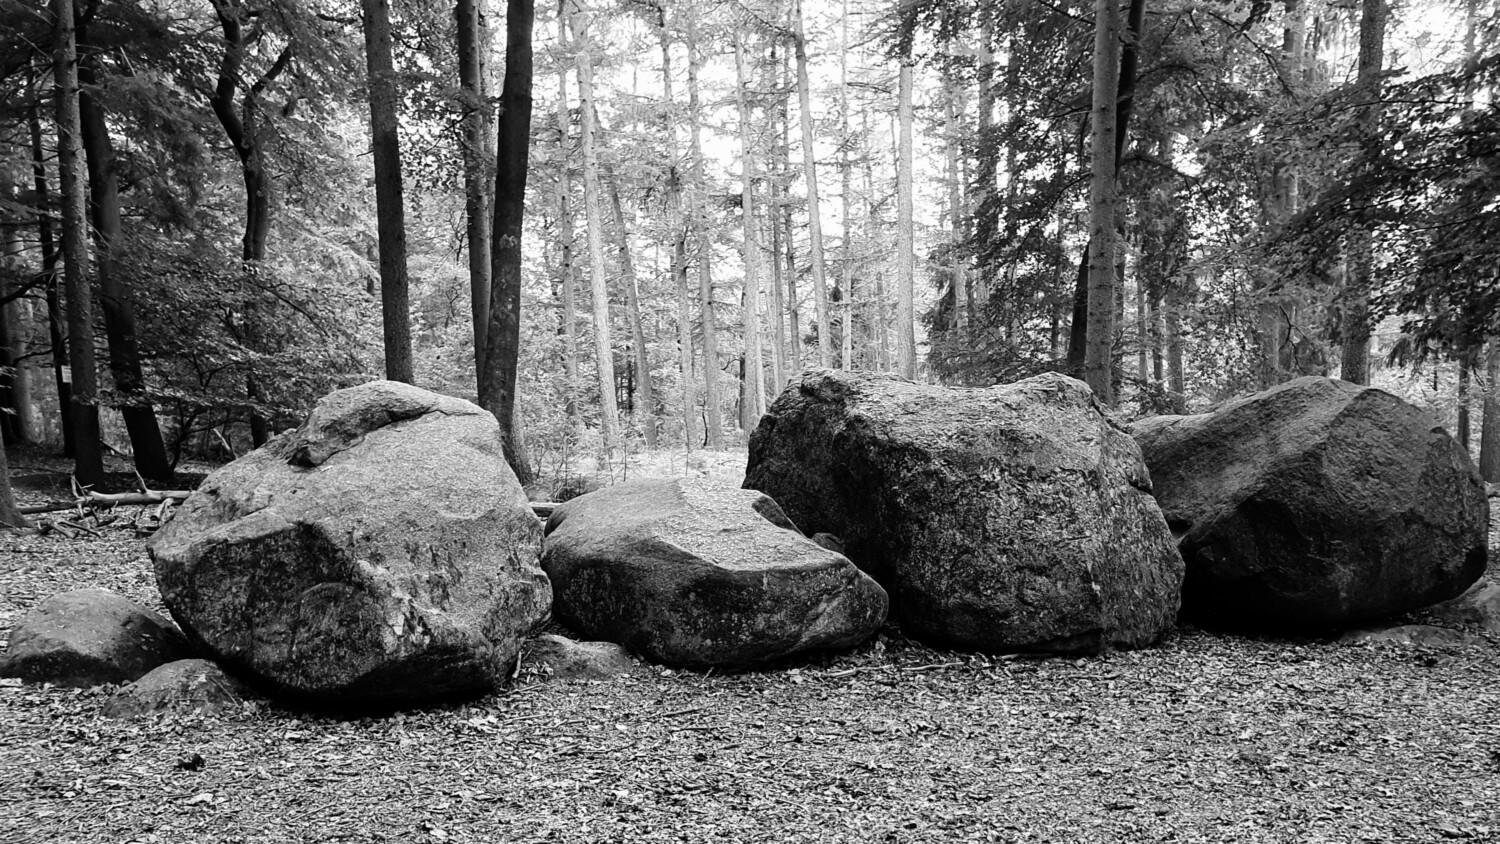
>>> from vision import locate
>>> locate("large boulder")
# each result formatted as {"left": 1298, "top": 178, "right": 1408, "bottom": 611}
{"left": 0, "top": 588, "right": 193, "bottom": 687}
{"left": 1131, "top": 376, "right": 1487, "bottom": 631}
{"left": 541, "top": 477, "right": 888, "bottom": 666}
{"left": 743, "top": 370, "right": 1183, "bottom": 654}
{"left": 150, "top": 381, "right": 552, "bottom": 707}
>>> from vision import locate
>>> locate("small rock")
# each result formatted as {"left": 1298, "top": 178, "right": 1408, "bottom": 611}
{"left": 104, "top": 659, "right": 254, "bottom": 718}
{"left": 523, "top": 634, "right": 639, "bottom": 681}
{"left": 0, "top": 588, "right": 193, "bottom": 688}
{"left": 1340, "top": 624, "right": 1471, "bottom": 648}
{"left": 1426, "top": 580, "right": 1500, "bottom": 633}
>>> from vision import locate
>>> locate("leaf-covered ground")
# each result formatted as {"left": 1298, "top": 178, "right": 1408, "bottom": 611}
{"left": 2, "top": 450, "right": 1498, "bottom": 843}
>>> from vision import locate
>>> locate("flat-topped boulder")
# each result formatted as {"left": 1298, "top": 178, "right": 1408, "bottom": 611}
{"left": 541, "top": 477, "right": 888, "bottom": 666}
{"left": 0, "top": 588, "right": 193, "bottom": 687}
{"left": 744, "top": 370, "right": 1183, "bottom": 654}
{"left": 1132, "top": 376, "right": 1487, "bottom": 632}
{"left": 150, "top": 380, "right": 552, "bottom": 707}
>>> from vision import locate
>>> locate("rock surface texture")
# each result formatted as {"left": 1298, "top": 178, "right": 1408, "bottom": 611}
{"left": 743, "top": 370, "right": 1183, "bottom": 654}
{"left": 0, "top": 588, "right": 193, "bottom": 687}
{"left": 542, "top": 477, "right": 888, "bottom": 666}
{"left": 1425, "top": 580, "right": 1500, "bottom": 634}
{"left": 1132, "top": 377, "right": 1487, "bottom": 631}
{"left": 150, "top": 381, "right": 552, "bottom": 706}
{"left": 104, "top": 658, "right": 253, "bottom": 718}
{"left": 523, "top": 633, "right": 640, "bottom": 681}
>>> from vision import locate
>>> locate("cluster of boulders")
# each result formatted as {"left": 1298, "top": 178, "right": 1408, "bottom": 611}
{"left": 1, "top": 373, "right": 1490, "bottom": 712}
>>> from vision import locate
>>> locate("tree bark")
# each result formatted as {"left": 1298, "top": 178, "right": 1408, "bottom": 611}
{"left": 478, "top": 0, "right": 535, "bottom": 483}
{"left": 686, "top": 21, "right": 721, "bottom": 447}
{"left": 53, "top": 0, "right": 103, "bottom": 487}
{"left": 1480, "top": 339, "right": 1500, "bottom": 482}
{"left": 607, "top": 179, "right": 658, "bottom": 448}
{"left": 735, "top": 31, "right": 765, "bottom": 428}
{"left": 1339, "top": 0, "right": 1387, "bottom": 385}
{"left": 362, "top": 0, "right": 413, "bottom": 383}
{"left": 657, "top": 12, "right": 693, "bottom": 449}
{"left": 0, "top": 438, "right": 26, "bottom": 528}
{"left": 792, "top": 0, "right": 832, "bottom": 369}
{"left": 571, "top": 0, "right": 619, "bottom": 448}
{"left": 895, "top": 53, "right": 916, "bottom": 380}
{"left": 839, "top": 1, "right": 855, "bottom": 370}
{"left": 555, "top": 49, "right": 580, "bottom": 415}
{"left": 1457, "top": 354, "right": 1471, "bottom": 449}
{"left": 29, "top": 84, "right": 73, "bottom": 457}
{"left": 1066, "top": 0, "right": 1146, "bottom": 376}
{"left": 1083, "top": 0, "right": 1122, "bottom": 404}
{"left": 458, "top": 0, "right": 493, "bottom": 375}
{"left": 77, "top": 64, "right": 172, "bottom": 481}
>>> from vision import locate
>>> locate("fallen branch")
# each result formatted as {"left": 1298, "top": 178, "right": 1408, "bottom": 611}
{"left": 19, "top": 489, "right": 193, "bottom": 516}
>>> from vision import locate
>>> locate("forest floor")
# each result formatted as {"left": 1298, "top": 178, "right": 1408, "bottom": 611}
{"left": 1, "top": 446, "right": 1498, "bottom": 843}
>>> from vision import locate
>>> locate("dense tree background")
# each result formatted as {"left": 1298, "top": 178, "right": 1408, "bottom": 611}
{"left": 0, "top": 0, "right": 1496, "bottom": 492}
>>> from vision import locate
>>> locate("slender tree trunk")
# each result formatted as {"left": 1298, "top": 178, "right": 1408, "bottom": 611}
{"left": 1135, "top": 272, "right": 1148, "bottom": 383}
{"left": 1457, "top": 354, "right": 1471, "bottom": 449}
{"left": 478, "top": 0, "right": 534, "bottom": 483}
{"left": 52, "top": 0, "right": 102, "bottom": 486}
{"left": 1083, "top": 0, "right": 1122, "bottom": 403}
{"left": 572, "top": 0, "right": 619, "bottom": 447}
{"left": 895, "top": 53, "right": 916, "bottom": 380}
{"left": 1066, "top": 0, "right": 1147, "bottom": 376}
{"left": 77, "top": 69, "right": 172, "bottom": 480}
{"left": 839, "top": 0, "right": 854, "bottom": 370}
{"left": 657, "top": 13, "right": 695, "bottom": 451}
{"left": 687, "top": 23, "right": 721, "bottom": 447}
{"left": 0, "top": 212, "right": 29, "bottom": 445}
{"left": 1339, "top": 0, "right": 1387, "bottom": 385}
{"left": 1165, "top": 279, "right": 1186, "bottom": 405}
{"left": 735, "top": 31, "right": 765, "bottom": 428}
{"left": 1480, "top": 339, "right": 1500, "bottom": 482}
{"left": 29, "top": 84, "right": 72, "bottom": 456}
{"left": 792, "top": 0, "right": 832, "bottom": 369}
{"left": 768, "top": 48, "right": 788, "bottom": 393}
{"left": 555, "top": 51, "right": 579, "bottom": 415}
{"left": 458, "top": 0, "right": 493, "bottom": 375}
{"left": 362, "top": 0, "right": 413, "bottom": 383}
{"left": 607, "top": 180, "right": 657, "bottom": 448}
{"left": 943, "top": 75, "right": 966, "bottom": 335}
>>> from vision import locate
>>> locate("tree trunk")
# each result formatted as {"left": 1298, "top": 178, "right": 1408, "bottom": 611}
{"left": 478, "top": 0, "right": 534, "bottom": 483}
{"left": 77, "top": 68, "right": 172, "bottom": 481}
{"left": 657, "top": 12, "right": 695, "bottom": 451}
{"left": 572, "top": 0, "right": 619, "bottom": 448}
{"left": 839, "top": 0, "right": 854, "bottom": 370}
{"left": 0, "top": 438, "right": 26, "bottom": 529}
{"left": 1339, "top": 0, "right": 1387, "bottom": 385}
{"left": 1066, "top": 0, "right": 1147, "bottom": 376}
{"left": 1480, "top": 339, "right": 1500, "bottom": 482}
{"left": 29, "top": 86, "right": 72, "bottom": 457}
{"left": 734, "top": 31, "right": 765, "bottom": 429}
{"left": 943, "top": 75, "right": 966, "bottom": 335}
{"left": 895, "top": 54, "right": 916, "bottom": 380}
{"left": 362, "top": 0, "right": 413, "bottom": 383}
{"left": 1165, "top": 278, "right": 1186, "bottom": 405}
{"left": 607, "top": 179, "right": 657, "bottom": 448}
{"left": 555, "top": 54, "right": 580, "bottom": 414}
{"left": 792, "top": 0, "right": 832, "bottom": 369}
{"left": 687, "top": 22, "right": 722, "bottom": 447}
{"left": 458, "top": 0, "right": 493, "bottom": 375}
{"left": 1457, "top": 354, "right": 1471, "bottom": 449}
{"left": 1083, "top": 0, "right": 1122, "bottom": 404}
{"left": 52, "top": 0, "right": 103, "bottom": 487}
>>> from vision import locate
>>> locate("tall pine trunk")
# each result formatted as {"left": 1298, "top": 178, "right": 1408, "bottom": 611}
{"left": 29, "top": 83, "right": 73, "bottom": 456}
{"left": 735, "top": 32, "right": 765, "bottom": 429}
{"left": 478, "top": 0, "right": 534, "bottom": 483}
{"left": 52, "top": 0, "right": 102, "bottom": 486}
{"left": 458, "top": 0, "right": 493, "bottom": 375}
{"left": 1083, "top": 0, "right": 1122, "bottom": 403}
{"left": 554, "top": 48, "right": 580, "bottom": 414}
{"left": 895, "top": 51, "right": 916, "bottom": 380}
{"left": 607, "top": 179, "right": 658, "bottom": 448}
{"left": 792, "top": 0, "right": 832, "bottom": 368}
{"left": 1338, "top": 0, "right": 1387, "bottom": 385}
{"left": 657, "top": 13, "right": 695, "bottom": 450}
{"left": 362, "top": 0, "right": 413, "bottom": 383}
{"left": 687, "top": 21, "right": 722, "bottom": 447}
{"left": 1480, "top": 339, "right": 1500, "bottom": 482}
{"left": 572, "top": 0, "right": 619, "bottom": 448}
{"left": 839, "top": 0, "right": 855, "bottom": 370}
